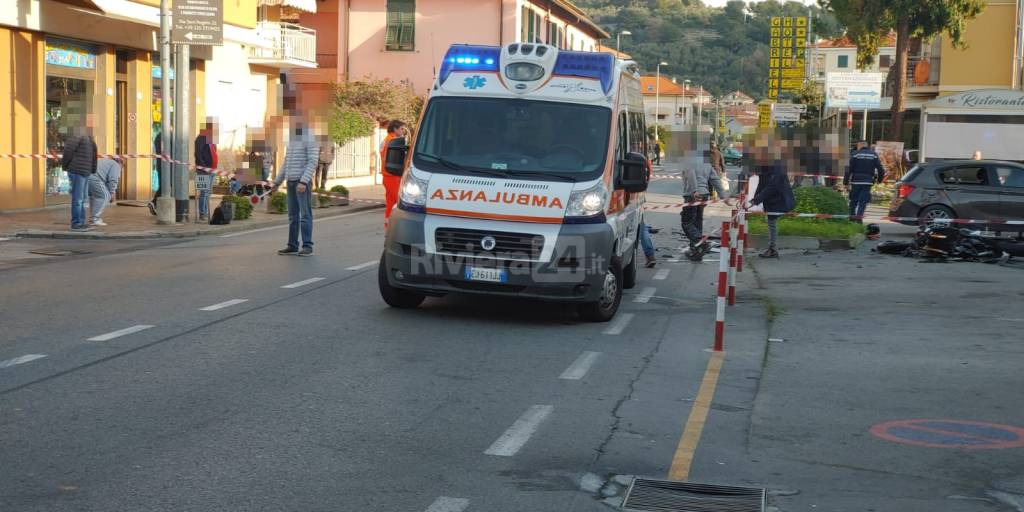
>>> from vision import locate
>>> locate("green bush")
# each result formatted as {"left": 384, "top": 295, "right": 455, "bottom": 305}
{"left": 329, "top": 184, "right": 349, "bottom": 196}
{"left": 223, "top": 194, "right": 253, "bottom": 220}
{"left": 748, "top": 216, "right": 864, "bottom": 239}
{"left": 268, "top": 191, "right": 287, "bottom": 214}
{"left": 793, "top": 186, "right": 847, "bottom": 215}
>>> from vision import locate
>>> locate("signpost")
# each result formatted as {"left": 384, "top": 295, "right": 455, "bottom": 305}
{"left": 172, "top": 0, "right": 224, "bottom": 46}
{"left": 826, "top": 72, "right": 884, "bottom": 140}
{"left": 767, "top": 16, "right": 808, "bottom": 100}
{"left": 758, "top": 100, "right": 775, "bottom": 128}
{"left": 771, "top": 103, "right": 806, "bottom": 123}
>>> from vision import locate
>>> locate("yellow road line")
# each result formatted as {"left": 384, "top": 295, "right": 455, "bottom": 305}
{"left": 668, "top": 351, "right": 725, "bottom": 481}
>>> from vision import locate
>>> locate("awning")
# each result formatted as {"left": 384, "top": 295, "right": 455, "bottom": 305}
{"left": 49, "top": 0, "right": 103, "bottom": 11}
{"left": 257, "top": 0, "right": 316, "bottom": 14}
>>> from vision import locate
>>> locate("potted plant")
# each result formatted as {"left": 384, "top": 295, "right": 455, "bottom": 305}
{"left": 329, "top": 184, "right": 350, "bottom": 206}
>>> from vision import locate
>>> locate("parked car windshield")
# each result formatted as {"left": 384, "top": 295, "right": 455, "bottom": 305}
{"left": 413, "top": 97, "right": 612, "bottom": 180}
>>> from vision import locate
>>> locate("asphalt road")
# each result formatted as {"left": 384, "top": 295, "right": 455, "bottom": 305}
{"left": 0, "top": 198, "right": 755, "bottom": 511}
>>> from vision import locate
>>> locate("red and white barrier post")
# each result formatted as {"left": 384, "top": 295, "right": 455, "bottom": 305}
{"left": 715, "top": 221, "right": 730, "bottom": 352}
{"left": 727, "top": 216, "right": 738, "bottom": 306}
{"left": 736, "top": 211, "right": 746, "bottom": 273}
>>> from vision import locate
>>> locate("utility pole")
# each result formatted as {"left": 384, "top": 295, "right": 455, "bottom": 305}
{"left": 655, "top": 61, "right": 667, "bottom": 142}
{"left": 173, "top": 44, "right": 190, "bottom": 222}
{"left": 156, "top": 0, "right": 175, "bottom": 224}
{"left": 697, "top": 84, "right": 703, "bottom": 128}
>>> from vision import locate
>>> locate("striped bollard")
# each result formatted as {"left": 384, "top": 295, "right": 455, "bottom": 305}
{"left": 727, "top": 218, "right": 738, "bottom": 306}
{"left": 715, "top": 221, "right": 730, "bottom": 352}
{"left": 736, "top": 211, "right": 746, "bottom": 273}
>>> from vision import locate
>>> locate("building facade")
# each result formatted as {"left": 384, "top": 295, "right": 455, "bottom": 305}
{"left": 0, "top": 0, "right": 321, "bottom": 211}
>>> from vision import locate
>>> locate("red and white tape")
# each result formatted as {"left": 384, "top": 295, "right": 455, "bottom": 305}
{"left": 749, "top": 211, "right": 1024, "bottom": 225}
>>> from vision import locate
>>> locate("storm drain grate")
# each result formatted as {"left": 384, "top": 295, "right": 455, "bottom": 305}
{"left": 621, "top": 478, "right": 765, "bottom": 512}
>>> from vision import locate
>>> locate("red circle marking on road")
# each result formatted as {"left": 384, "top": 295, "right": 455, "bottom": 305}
{"left": 870, "top": 419, "right": 1024, "bottom": 449}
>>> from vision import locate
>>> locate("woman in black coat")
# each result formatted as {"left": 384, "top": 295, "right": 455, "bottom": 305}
{"left": 748, "top": 165, "right": 796, "bottom": 258}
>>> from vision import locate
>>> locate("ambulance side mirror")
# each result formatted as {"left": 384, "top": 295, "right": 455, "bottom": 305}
{"left": 617, "top": 151, "right": 649, "bottom": 193}
{"left": 384, "top": 137, "right": 408, "bottom": 177}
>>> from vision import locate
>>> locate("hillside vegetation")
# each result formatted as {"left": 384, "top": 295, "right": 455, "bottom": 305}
{"left": 575, "top": 0, "right": 842, "bottom": 99}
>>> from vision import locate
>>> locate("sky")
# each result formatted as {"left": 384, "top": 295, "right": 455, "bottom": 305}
{"left": 703, "top": 0, "right": 817, "bottom": 6}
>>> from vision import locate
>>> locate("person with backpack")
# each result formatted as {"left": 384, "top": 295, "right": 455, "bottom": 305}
{"left": 747, "top": 164, "right": 796, "bottom": 259}
{"left": 61, "top": 123, "right": 98, "bottom": 231}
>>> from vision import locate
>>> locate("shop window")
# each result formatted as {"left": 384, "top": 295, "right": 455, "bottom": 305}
{"left": 385, "top": 0, "right": 415, "bottom": 51}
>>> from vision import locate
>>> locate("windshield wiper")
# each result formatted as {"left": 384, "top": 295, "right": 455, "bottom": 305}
{"left": 503, "top": 170, "right": 578, "bottom": 182}
{"left": 417, "top": 153, "right": 508, "bottom": 178}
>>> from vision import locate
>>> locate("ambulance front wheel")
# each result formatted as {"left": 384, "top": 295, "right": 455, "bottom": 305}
{"left": 578, "top": 256, "right": 623, "bottom": 323}
{"left": 379, "top": 253, "right": 426, "bottom": 309}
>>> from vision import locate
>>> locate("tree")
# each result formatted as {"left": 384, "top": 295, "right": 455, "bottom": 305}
{"left": 792, "top": 80, "right": 825, "bottom": 125}
{"left": 819, "top": 0, "right": 984, "bottom": 141}
{"left": 329, "top": 77, "right": 424, "bottom": 146}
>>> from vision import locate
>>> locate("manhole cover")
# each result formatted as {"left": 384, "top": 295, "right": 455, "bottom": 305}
{"left": 622, "top": 478, "right": 765, "bottom": 512}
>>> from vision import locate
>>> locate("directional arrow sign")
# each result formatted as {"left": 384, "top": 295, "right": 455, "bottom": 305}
{"left": 172, "top": 0, "right": 223, "bottom": 46}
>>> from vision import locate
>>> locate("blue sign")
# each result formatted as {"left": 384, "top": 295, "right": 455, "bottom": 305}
{"left": 848, "top": 90, "right": 881, "bottom": 109}
{"left": 45, "top": 39, "right": 96, "bottom": 69}
{"left": 151, "top": 66, "right": 177, "bottom": 80}
{"left": 463, "top": 75, "right": 487, "bottom": 90}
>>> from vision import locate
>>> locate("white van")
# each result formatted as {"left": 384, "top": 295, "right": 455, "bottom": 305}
{"left": 378, "top": 43, "right": 650, "bottom": 322}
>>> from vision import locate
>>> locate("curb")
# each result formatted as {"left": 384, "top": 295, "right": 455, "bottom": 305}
{"left": 10, "top": 202, "right": 384, "bottom": 240}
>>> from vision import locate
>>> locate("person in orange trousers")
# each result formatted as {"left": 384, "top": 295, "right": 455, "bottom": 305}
{"left": 380, "top": 120, "right": 408, "bottom": 227}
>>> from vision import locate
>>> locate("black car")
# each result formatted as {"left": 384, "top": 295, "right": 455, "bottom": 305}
{"left": 889, "top": 159, "right": 1024, "bottom": 229}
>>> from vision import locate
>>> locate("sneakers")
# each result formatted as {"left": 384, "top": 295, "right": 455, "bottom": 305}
{"left": 645, "top": 255, "right": 657, "bottom": 268}
{"left": 277, "top": 247, "right": 299, "bottom": 255}
{"left": 70, "top": 225, "right": 94, "bottom": 232}
{"left": 297, "top": 247, "right": 314, "bottom": 257}
{"left": 198, "top": 215, "right": 208, "bottom": 222}
{"left": 758, "top": 248, "right": 780, "bottom": 259}
{"left": 90, "top": 219, "right": 107, "bottom": 226}
{"left": 148, "top": 201, "right": 156, "bottom": 216}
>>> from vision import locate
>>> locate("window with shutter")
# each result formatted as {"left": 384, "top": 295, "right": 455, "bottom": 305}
{"left": 385, "top": 0, "right": 415, "bottom": 51}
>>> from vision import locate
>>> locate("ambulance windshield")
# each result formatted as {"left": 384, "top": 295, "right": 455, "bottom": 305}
{"left": 413, "top": 97, "right": 611, "bottom": 180}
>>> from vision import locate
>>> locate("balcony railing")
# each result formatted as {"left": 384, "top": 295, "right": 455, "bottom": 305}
{"left": 906, "top": 56, "right": 940, "bottom": 87}
{"left": 249, "top": 21, "right": 317, "bottom": 68}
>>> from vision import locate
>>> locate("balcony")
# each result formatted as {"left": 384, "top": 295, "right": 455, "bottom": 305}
{"left": 248, "top": 21, "right": 317, "bottom": 69}
{"left": 906, "top": 56, "right": 940, "bottom": 91}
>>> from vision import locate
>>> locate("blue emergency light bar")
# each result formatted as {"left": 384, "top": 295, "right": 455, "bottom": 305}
{"left": 553, "top": 51, "right": 616, "bottom": 94}
{"left": 438, "top": 45, "right": 501, "bottom": 85}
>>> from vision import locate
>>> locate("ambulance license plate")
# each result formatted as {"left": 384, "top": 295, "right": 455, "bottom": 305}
{"left": 464, "top": 266, "right": 507, "bottom": 283}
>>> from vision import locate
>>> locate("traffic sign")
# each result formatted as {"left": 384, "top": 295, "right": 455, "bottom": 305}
{"left": 826, "top": 72, "right": 885, "bottom": 109}
{"left": 172, "top": 0, "right": 224, "bottom": 46}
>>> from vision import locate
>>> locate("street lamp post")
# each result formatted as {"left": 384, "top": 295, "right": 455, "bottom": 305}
{"left": 697, "top": 84, "right": 704, "bottom": 128}
{"left": 616, "top": 30, "right": 631, "bottom": 54}
{"left": 655, "top": 61, "right": 668, "bottom": 142}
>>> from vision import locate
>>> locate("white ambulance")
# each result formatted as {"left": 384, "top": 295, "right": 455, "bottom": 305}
{"left": 378, "top": 43, "right": 650, "bottom": 322}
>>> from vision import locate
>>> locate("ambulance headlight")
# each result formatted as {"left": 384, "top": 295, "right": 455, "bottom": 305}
{"left": 566, "top": 183, "right": 608, "bottom": 218}
{"left": 399, "top": 173, "right": 429, "bottom": 207}
{"left": 505, "top": 63, "right": 545, "bottom": 82}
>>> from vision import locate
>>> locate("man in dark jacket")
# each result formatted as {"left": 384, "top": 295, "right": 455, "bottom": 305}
{"left": 843, "top": 141, "right": 886, "bottom": 223}
{"left": 748, "top": 164, "right": 795, "bottom": 259}
{"left": 194, "top": 121, "right": 217, "bottom": 221}
{"left": 61, "top": 125, "right": 98, "bottom": 231}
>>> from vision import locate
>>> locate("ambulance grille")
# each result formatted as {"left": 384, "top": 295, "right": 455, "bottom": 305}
{"left": 451, "top": 177, "right": 497, "bottom": 187}
{"left": 504, "top": 182, "right": 549, "bottom": 190}
{"left": 435, "top": 228, "right": 543, "bottom": 261}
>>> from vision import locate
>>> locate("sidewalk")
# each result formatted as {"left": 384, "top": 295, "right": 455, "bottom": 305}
{"left": 0, "top": 185, "right": 386, "bottom": 239}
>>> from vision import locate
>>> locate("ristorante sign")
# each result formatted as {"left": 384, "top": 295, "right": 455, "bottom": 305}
{"left": 931, "top": 90, "right": 1024, "bottom": 110}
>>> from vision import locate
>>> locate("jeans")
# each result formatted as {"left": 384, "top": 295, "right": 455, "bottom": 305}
{"left": 679, "top": 196, "right": 706, "bottom": 247}
{"left": 848, "top": 184, "right": 872, "bottom": 222}
{"left": 639, "top": 222, "right": 655, "bottom": 258}
{"left": 198, "top": 173, "right": 212, "bottom": 217}
{"left": 286, "top": 180, "right": 313, "bottom": 249}
{"left": 88, "top": 175, "right": 110, "bottom": 222}
{"left": 767, "top": 215, "right": 780, "bottom": 249}
{"left": 69, "top": 173, "right": 89, "bottom": 228}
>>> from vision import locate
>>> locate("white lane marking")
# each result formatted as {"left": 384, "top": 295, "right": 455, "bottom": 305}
{"left": 220, "top": 209, "right": 375, "bottom": 238}
{"left": 424, "top": 497, "right": 470, "bottom": 512}
{"left": 559, "top": 351, "right": 601, "bottom": 380}
{"left": 87, "top": 325, "right": 154, "bottom": 341}
{"left": 345, "top": 260, "right": 378, "bottom": 271}
{"left": 602, "top": 313, "right": 635, "bottom": 336}
{"left": 653, "top": 269, "right": 671, "bottom": 280}
{"left": 199, "top": 299, "right": 249, "bottom": 311}
{"left": 484, "top": 405, "right": 554, "bottom": 457}
{"left": 0, "top": 354, "right": 47, "bottom": 369}
{"left": 996, "top": 317, "right": 1024, "bottom": 322}
{"left": 281, "top": 277, "right": 326, "bottom": 289}
{"left": 634, "top": 287, "right": 657, "bottom": 303}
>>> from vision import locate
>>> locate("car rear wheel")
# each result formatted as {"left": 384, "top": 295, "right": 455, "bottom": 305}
{"left": 578, "top": 256, "right": 623, "bottom": 323}
{"left": 919, "top": 205, "right": 955, "bottom": 225}
{"left": 378, "top": 253, "right": 426, "bottom": 309}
